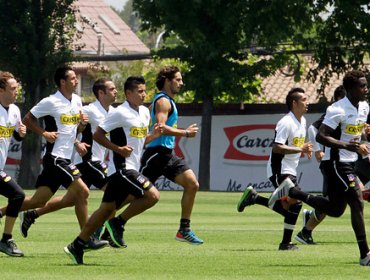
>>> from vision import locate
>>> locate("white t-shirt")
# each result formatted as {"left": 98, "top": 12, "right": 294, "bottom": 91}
{"left": 99, "top": 101, "right": 149, "bottom": 174}
{"left": 323, "top": 97, "right": 369, "bottom": 162}
{"left": 74, "top": 100, "right": 113, "bottom": 164}
{"left": 267, "top": 111, "right": 307, "bottom": 177}
{"left": 30, "top": 91, "right": 83, "bottom": 160}
{"left": 0, "top": 104, "right": 22, "bottom": 170}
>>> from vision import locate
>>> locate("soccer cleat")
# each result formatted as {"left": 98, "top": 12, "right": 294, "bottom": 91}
{"left": 175, "top": 229, "right": 204, "bottom": 245}
{"left": 268, "top": 177, "right": 295, "bottom": 208}
{"left": 100, "top": 229, "right": 121, "bottom": 248}
{"left": 83, "top": 236, "right": 109, "bottom": 252}
{"left": 64, "top": 243, "right": 84, "bottom": 265}
{"left": 278, "top": 242, "right": 299, "bottom": 251}
{"left": 104, "top": 218, "right": 127, "bottom": 248}
{"left": 360, "top": 253, "right": 370, "bottom": 266}
{"left": 295, "top": 230, "right": 315, "bottom": 245}
{"left": 0, "top": 239, "right": 24, "bottom": 257}
{"left": 19, "top": 210, "right": 36, "bottom": 238}
{"left": 237, "top": 185, "right": 257, "bottom": 212}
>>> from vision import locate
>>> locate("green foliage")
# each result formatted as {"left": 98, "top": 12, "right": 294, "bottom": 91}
{"left": 0, "top": 190, "right": 369, "bottom": 279}
{"left": 0, "top": 0, "right": 76, "bottom": 109}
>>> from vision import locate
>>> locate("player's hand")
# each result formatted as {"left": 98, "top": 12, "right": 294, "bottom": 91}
{"left": 42, "top": 131, "right": 59, "bottom": 143}
{"left": 314, "top": 151, "right": 324, "bottom": 162}
{"left": 79, "top": 110, "right": 89, "bottom": 126}
{"left": 18, "top": 120, "right": 26, "bottom": 138}
{"left": 185, "top": 123, "right": 199, "bottom": 138}
{"left": 302, "top": 142, "right": 313, "bottom": 159}
{"left": 75, "top": 142, "right": 90, "bottom": 157}
{"left": 346, "top": 138, "right": 361, "bottom": 153}
{"left": 117, "top": 145, "right": 134, "bottom": 157}
{"left": 358, "top": 143, "right": 370, "bottom": 156}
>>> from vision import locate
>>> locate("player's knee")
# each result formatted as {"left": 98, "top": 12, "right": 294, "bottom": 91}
{"left": 146, "top": 188, "right": 160, "bottom": 206}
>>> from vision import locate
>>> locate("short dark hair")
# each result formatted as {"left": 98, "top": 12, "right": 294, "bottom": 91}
{"left": 54, "top": 65, "right": 74, "bottom": 87}
{"left": 333, "top": 85, "right": 346, "bottom": 102}
{"left": 343, "top": 70, "right": 366, "bottom": 92}
{"left": 92, "top": 77, "right": 112, "bottom": 99}
{"left": 155, "top": 65, "right": 180, "bottom": 90}
{"left": 286, "top": 87, "right": 305, "bottom": 110}
{"left": 124, "top": 76, "right": 145, "bottom": 93}
{"left": 0, "top": 71, "right": 15, "bottom": 89}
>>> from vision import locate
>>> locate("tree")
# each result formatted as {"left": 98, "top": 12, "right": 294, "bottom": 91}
{"left": 0, "top": 0, "right": 77, "bottom": 188}
{"left": 134, "top": 1, "right": 370, "bottom": 190}
{"left": 133, "top": 0, "right": 320, "bottom": 190}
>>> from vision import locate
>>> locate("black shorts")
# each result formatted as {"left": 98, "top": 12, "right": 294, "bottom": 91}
{"left": 355, "top": 157, "right": 370, "bottom": 185}
{"left": 102, "top": 169, "right": 153, "bottom": 209}
{"left": 321, "top": 161, "right": 359, "bottom": 196}
{"left": 269, "top": 174, "right": 299, "bottom": 189}
{"left": 140, "top": 146, "right": 189, "bottom": 183}
{"left": 35, "top": 154, "right": 81, "bottom": 194}
{"left": 0, "top": 171, "right": 25, "bottom": 217}
{"left": 76, "top": 160, "right": 108, "bottom": 189}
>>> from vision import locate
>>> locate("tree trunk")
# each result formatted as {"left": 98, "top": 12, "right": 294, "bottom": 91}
{"left": 198, "top": 96, "right": 213, "bottom": 191}
{"left": 18, "top": 85, "right": 42, "bottom": 189}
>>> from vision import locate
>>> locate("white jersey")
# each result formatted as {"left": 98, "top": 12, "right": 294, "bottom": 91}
{"left": 99, "top": 101, "right": 149, "bottom": 174}
{"left": 74, "top": 100, "right": 113, "bottom": 164}
{"left": 0, "top": 104, "right": 22, "bottom": 170}
{"left": 30, "top": 91, "right": 83, "bottom": 160}
{"left": 267, "top": 111, "right": 306, "bottom": 177}
{"left": 323, "top": 97, "right": 369, "bottom": 162}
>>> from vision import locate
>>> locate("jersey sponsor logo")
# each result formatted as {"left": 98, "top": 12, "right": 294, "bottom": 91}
{"left": 130, "top": 127, "right": 148, "bottom": 138}
{"left": 0, "top": 125, "right": 15, "bottom": 138}
{"left": 292, "top": 137, "right": 305, "bottom": 147}
{"left": 344, "top": 124, "right": 364, "bottom": 135}
{"left": 60, "top": 113, "right": 80, "bottom": 125}
{"left": 224, "top": 124, "right": 275, "bottom": 161}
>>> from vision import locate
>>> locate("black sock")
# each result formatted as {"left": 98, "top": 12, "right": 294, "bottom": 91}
{"left": 116, "top": 216, "right": 127, "bottom": 226}
{"left": 73, "top": 237, "right": 87, "bottom": 250}
{"left": 302, "top": 227, "right": 312, "bottom": 234}
{"left": 180, "top": 219, "right": 190, "bottom": 231}
{"left": 1, "top": 233, "right": 12, "bottom": 243}
{"left": 254, "top": 195, "right": 269, "bottom": 207}
{"left": 29, "top": 209, "right": 39, "bottom": 219}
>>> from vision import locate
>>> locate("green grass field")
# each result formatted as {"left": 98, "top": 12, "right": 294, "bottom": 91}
{"left": 0, "top": 190, "right": 369, "bottom": 279}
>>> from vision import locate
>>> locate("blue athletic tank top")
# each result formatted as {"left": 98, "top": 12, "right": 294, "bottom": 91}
{"left": 147, "top": 92, "right": 178, "bottom": 149}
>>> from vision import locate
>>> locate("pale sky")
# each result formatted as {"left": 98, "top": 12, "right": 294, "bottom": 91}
{"left": 104, "top": 0, "right": 128, "bottom": 11}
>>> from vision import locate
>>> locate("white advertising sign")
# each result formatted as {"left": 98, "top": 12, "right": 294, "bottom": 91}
{"left": 4, "top": 113, "right": 324, "bottom": 192}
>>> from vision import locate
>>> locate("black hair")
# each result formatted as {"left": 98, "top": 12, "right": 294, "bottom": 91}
{"left": 92, "top": 77, "right": 112, "bottom": 99}
{"left": 124, "top": 76, "right": 145, "bottom": 93}
{"left": 54, "top": 65, "right": 74, "bottom": 87}
{"left": 343, "top": 70, "right": 366, "bottom": 92}
{"left": 286, "top": 87, "right": 305, "bottom": 110}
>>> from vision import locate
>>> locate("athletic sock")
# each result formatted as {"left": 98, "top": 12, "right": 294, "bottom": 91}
{"left": 180, "top": 219, "right": 190, "bottom": 231}
{"left": 74, "top": 237, "right": 87, "bottom": 250}
{"left": 116, "top": 216, "right": 127, "bottom": 227}
{"left": 1, "top": 233, "right": 12, "bottom": 243}
{"left": 29, "top": 209, "right": 39, "bottom": 219}
{"left": 254, "top": 195, "right": 268, "bottom": 207}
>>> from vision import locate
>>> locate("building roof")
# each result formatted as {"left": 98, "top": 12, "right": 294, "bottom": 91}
{"left": 74, "top": 0, "right": 150, "bottom": 57}
{"left": 258, "top": 56, "right": 344, "bottom": 104}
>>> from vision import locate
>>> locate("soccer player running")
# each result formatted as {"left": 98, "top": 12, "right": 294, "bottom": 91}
{"left": 1, "top": 66, "right": 103, "bottom": 250}
{"left": 295, "top": 85, "right": 346, "bottom": 245}
{"left": 237, "top": 87, "right": 312, "bottom": 250}
{"left": 267, "top": 70, "right": 370, "bottom": 266}
{"left": 19, "top": 77, "right": 117, "bottom": 248}
{"left": 139, "top": 65, "right": 203, "bottom": 245}
{"left": 0, "top": 72, "right": 26, "bottom": 257}
{"left": 64, "top": 76, "right": 161, "bottom": 265}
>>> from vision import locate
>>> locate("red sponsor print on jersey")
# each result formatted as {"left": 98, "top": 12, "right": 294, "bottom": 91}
{"left": 224, "top": 124, "right": 275, "bottom": 161}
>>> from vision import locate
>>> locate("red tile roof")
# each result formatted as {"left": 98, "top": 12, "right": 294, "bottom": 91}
{"left": 259, "top": 56, "right": 343, "bottom": 104}
{"left": 74, "top": 0, "right": 149, "bottom": 56}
